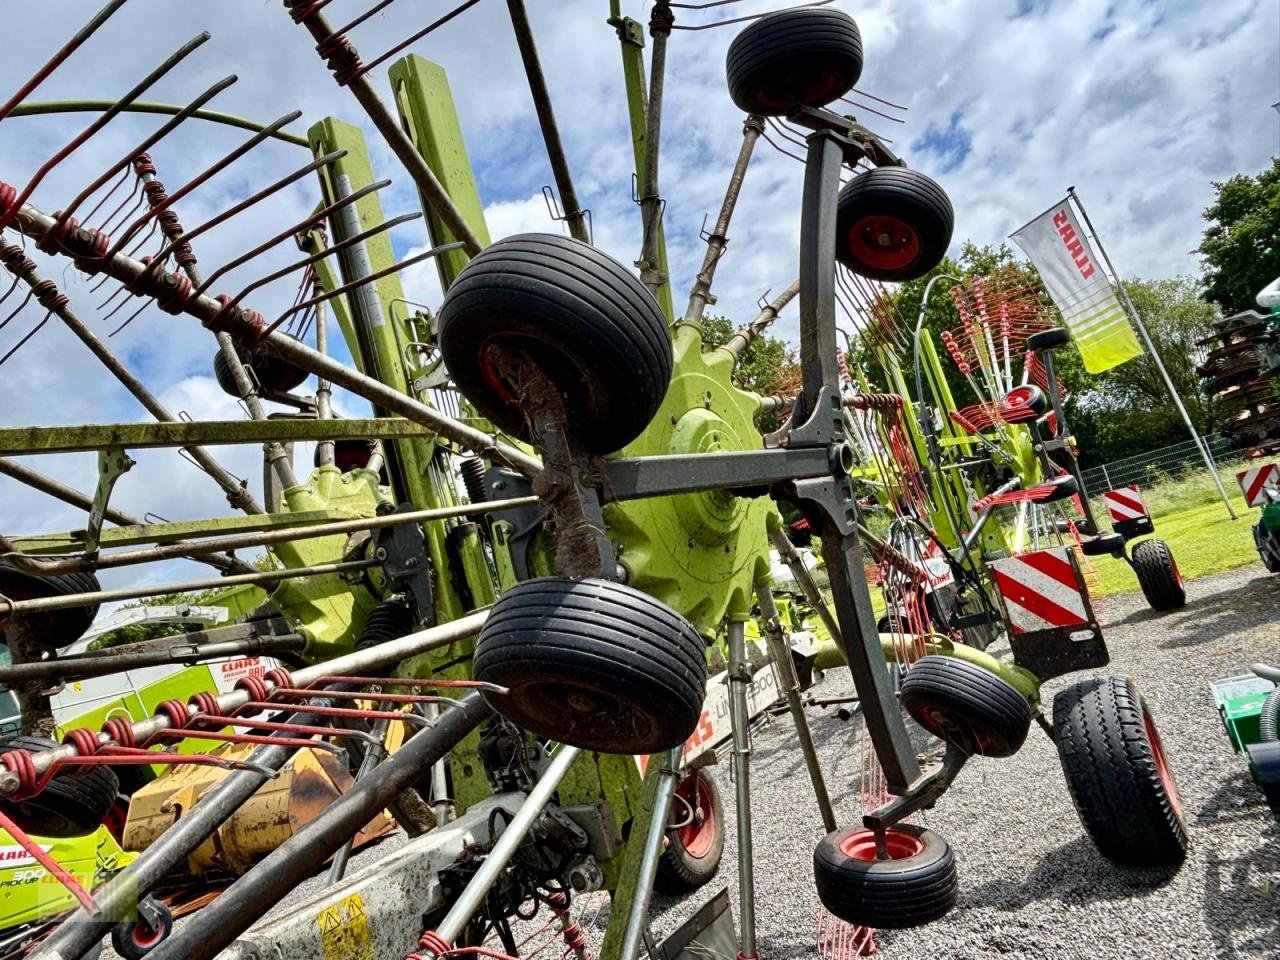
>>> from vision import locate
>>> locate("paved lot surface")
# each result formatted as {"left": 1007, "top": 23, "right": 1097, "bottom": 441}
{"left": 105, "top": 565, "right": 1280, "bottom": 959}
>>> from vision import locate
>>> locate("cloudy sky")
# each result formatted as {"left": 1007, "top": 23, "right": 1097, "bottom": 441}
{"left": 0, "top": 0, "right": 1276, "bottom": 601}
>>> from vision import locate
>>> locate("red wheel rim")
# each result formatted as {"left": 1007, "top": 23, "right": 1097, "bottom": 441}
{"left": 918, "top": 704, "right": 994, "bottom": 754}
{"left": 676, "top": 774, "right": 716, "bottom": 859}
{"left": 999, "top": 386, "right": 1037, "bottom": 413}
{"left": 753, "top": 70, "right": 844, "bottom": 112}
{"left": 132, "top": 918, "right": 164, "bottom": 949}
{"left": 1142, "top": 706, "right": 1182, "bottom": 818}
{"left": 840, "top": 827, "right": 923, "bottom": 861}
{"left": 1170, "top": 554, "right": 1183, "bottom": 588}
{"left": 845, "top": 215, "right": 920, "bottom": 272}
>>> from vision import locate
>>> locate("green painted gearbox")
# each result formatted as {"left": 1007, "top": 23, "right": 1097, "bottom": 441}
{"left": 605, "top": 324, "right": 775, "bottom": 638}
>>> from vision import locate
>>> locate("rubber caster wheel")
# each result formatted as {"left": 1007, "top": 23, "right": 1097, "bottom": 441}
{"left": 900, "top": 655, "right": 1032, "bottom": 757}
{"left": 814, "top": 824, "right": 957, "bottom": 928}
{"left": 438, "top": 234, "right": 671, "bottom": 455}
{"left": 725, "top": 7, "right": 863, "bottom": 115}
{"left": 835, "top": 167, "right": 954, "bottom": 282}
{"left": 1053, "top": 677, "right": 1188, "bottom": 868}
{"left": 111, "top": 897, "right": 173, "bottom": 959}
{"left": 1253, "top": 523, "right": 1280, "bottom": 573}
{"left": 0, "top": 563, "right": 101, "bottom": 652}
{"left": 1080, "top": 533, "right": 1125, "bottom": 557}
{"left": 0, "top": 736, "right": 119, "bottom": 837}
{"left": 1131, "top": 538, "right": 1185, "bottom": 611}
{"left": 995, "top": 384, "right": 1048, "bottom": 421}
{"left": 656, "top": 768, "right": 724, "bottom": 893}
{"left": 472, "top": 577, "right": 707, "bottom": 754}
{"left": 1027, "top": 327, "right": 1071, "bottom": 351}
{"left": 213, "top": 336, "right": 308, "bottom": 396}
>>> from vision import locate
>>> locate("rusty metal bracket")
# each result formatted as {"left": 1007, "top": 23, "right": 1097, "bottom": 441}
{"left": 84, "top": 445, "right": 134, "bottom": 559}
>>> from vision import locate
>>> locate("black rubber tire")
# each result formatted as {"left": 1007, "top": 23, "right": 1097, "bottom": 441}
{"left": 1053, "top": 677, "right": 1188, "bottom": 868}
{"left": 814, "top": 823, "right": 957, "bottom": 929}
{"left": 472, "top": 577, "right": 707, "bottom": 754}
{"left": 319, "top": 438, "right": 378, "bottom": 473}
{"left": 0, "top": 563, "right": 102, "bottom": 652}
{"left": 997, "top": 384, "right": 1048, "bottom": 418}
{"left": 835, "top": 167, "right": 954, "bottom": 282}
{"left": 1131, "top": 538, "right": 1185, "bottom": 611}
{"left": 725, "top": 8, "right": 862, "bottom": 115}
{"left": 1027, "top": 327, "right": 1071, "bottom": 352}
{"left": 1245, "top": 741, "right": 1280, "bottom": 819}
{"left": 1080, "top": 533, "right": 1125, "bottom": 557}
{"left": 438, "top": 234, "right": 672, "bottom": 455}
{"left": 899, "top": 655, "right": 1032, "bottom": 757}
{"left": 1253, "top": 523, "right": 1280, "bottom": 573}
{"left": 212, "top": 337, "right": 308, "bottom": 397}
{"left": 0, "top": 736, "right": 119, "bottom": 838}
{"left": 111, "top": 898, "right": 173, "bottom": 959}
{"left": 656, "top": 768, "right": 724, "bottom": 893}
{"left": 1037, "top": 473, "right": 1080, "bottom": 503}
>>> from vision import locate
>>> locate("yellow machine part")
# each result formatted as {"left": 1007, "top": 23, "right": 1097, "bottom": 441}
{"left": 122, "top": 743, "right": 393, "bottom": 876}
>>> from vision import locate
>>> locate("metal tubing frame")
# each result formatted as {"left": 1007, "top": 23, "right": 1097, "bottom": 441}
{"left": 726, "top": 619, "right": 757, "bottom": 958}
{"left": 617, "top": 746, "right": 682, "bottom": 960}
{"left": 145, "top": 693, "right": 492, "bottom": 960}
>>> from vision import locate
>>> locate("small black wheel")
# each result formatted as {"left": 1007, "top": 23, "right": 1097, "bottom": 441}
{"left": 1053, "top": 677, "right": 1188, "bottom": 868}
{"left": 1253, "top": 523, "right": 1280, "bottom": 573}
{"left": 656, "top": 767, "right": 724, "bottom": 893}
{"left": 1027, "top": 327, "right": 1071, "bottom": 352}
{"left": 836, "top": 167, "right": 954, "bottom": 282}
{"left": 1131, "top": 538, "right": 1185, "bottom": 611}
{"left": 814, "top": 823, "right": 957, "bottom": 928}
{"left": 1036, "top": 473, "right": 1080, "bottom": 503}
{"left": 213, "top": 336, "right": 309, "bottom": 397}
{"left": 900, "top": 655, "right": 1032, "bottom": 757}
{"left": 725, "top": 8, "right": 863, "bottom": 115}
{"left": 0, "top": 736, "right": 119, "bottom": 837}
{"left": 996, "top": 384, "right": 1048, "bottom": 420}
{"left": 438, "top": 234, "right": 672, "bottom": 455}
{"left": 0, "top": 563, "right": 101, "bottom": 652}
{"left": 1245, "top": 741, "right": 1280, "bottom": 819}
{"left": 472, "top": 577, "right": 707, "bottom": 754}
{"left": 111, "top": 897, "right": 173, "bottom": 959}
{"left": 1080, "top": 533, "right": 1125, "bottom": 557}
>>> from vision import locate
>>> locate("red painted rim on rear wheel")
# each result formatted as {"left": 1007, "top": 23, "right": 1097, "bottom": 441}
{"left": 846, "top": 215, "right": 920, "bottom": 271}
{"left": 132, "top": 919, "right": 164, "bottom": 949}
{"left": 840, "top": 827, "right": 923, "bottom": 862}
{"left": 676, "top": 774, "right": 717, "bottom": 859}
{"left": 1143, "top": 706, "right": 1182, "bottom": 818}
{"left": 754, "top": 70, "right": 844, "bottom": 112}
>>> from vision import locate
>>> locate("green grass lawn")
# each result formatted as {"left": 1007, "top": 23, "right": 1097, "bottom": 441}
{"left": 1086, "top": 499, "right": 1261, "bottom": 597}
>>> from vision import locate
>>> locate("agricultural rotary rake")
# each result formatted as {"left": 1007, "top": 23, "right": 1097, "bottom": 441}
{"left": 0, "top": 2, "right": 1186, "bottom": 959}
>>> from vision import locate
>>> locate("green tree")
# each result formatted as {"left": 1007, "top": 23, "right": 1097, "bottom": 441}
{"left": 1198, "top": 157, "right": 1280, "bottom": 316}
{"left": 699, "top": 313, "right": 797, "bottom": 398}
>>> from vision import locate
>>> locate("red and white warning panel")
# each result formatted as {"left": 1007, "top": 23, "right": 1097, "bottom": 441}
{"left": 990, "top": 546, "right": 1108, "bottom": 679}
{"left": 1237, "top": 463, "right": 1280, "bottom": 508}
{"left": 991, "top": 547, "right": 1090, "bottom": 633}
{"left": 1103, "top": 484, "right": 1154, "bottom": 538}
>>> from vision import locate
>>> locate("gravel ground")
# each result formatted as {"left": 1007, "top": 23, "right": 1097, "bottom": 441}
{"left": 104, "top": 565, "right": 1280, "bottom": 959}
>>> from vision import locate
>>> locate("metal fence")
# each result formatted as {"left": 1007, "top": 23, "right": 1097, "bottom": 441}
{"left": 1080, "top": 434, "right": 1234, "bottom": 495}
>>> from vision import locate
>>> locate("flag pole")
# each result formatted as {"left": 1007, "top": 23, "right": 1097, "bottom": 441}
{"left": 1066, "top": 185, "right": 1237, "bottom": 519}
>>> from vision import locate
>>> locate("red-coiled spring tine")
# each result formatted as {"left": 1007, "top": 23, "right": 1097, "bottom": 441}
{"left": 104, "top": 110, "right": 303, "bottom": 260}
{"left": 351, "top": 0, "right": 485, "bottom": 83}
{"left": 0, "top": 0, "right": 129, "bottom": 123}
{"left": 0, "top": 32, "right": 212, "bottom": 234}
{"left": 0, "top": 308, "right": 53, "bottom": 366}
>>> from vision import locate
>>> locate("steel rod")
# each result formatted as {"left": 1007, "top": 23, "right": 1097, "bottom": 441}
{"left": 0, "top": 559, "right": 375, "bottom": 617}
{"left": 11, "top": 200, "right": 541, "bottom": 476}
{"left": 618, "top": 746, "right": 682, "bottom": 960}
{"left": 680, "top": 116, "right": 762, "bottom": 331}
{"left": 145, "top": 693, "right": 492, "bottom": 960}
{"left": 6, "top": 100, "right": 311, "bottom": 146}
{"left": 506, "top": 0, "right": 590, "bottom": 243}
{"left": 727, "top": 619, "right": 758, "bottom": 956}
{"left": 0, "top": 633, "right": 306, "bottom": 684}
{"left": 637, "top": 4, "right": 673, "bottom": 300}
{"left": 4, "top": 495, "right": 538, "bottom": 575}
{"left": 432, "top": 743, "right": 581, "bottom": 949}
{"left": 756, "top": 583, "right": 837, "bottom": 832}
{"left": 724, "top": 280, "right": 799, "bottom": 357}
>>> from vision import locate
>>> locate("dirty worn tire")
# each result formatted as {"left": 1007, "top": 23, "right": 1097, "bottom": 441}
{"left": 1080, "top": 533, "right": 1125, "bottom": 557}
{"left": 1246, "top": 741, "right": 1280, "bottom": 819}
{"left": 1253, "top": 523, "right": 1280, "bottom": 573}
{"left": 438, "top": 234, "right": 671, "bottom": 455}
{"left": 836, "top": 167, "right": 954, "bottom": 282}
{"left": 0, "top": 563, "right": 101, "bottom": 651}
{"left": 725, "top": 8, "right": 862, "bottom": 115}
{"left": 111, "top": 898, "right": 173, "bottom": 959}
{"left": 1053, "top": 677, "right": 1188, "bottom": 868}
{"left": 814, "top": 823, "right": 957, "bottom": 928}
{"left": 0, "top": 736, "right": 119, "bottom": 838}
{"left": 1131, "top": 538, "right": 1185, "bottom": 611}
{"left": 1027, "top": 327, "right": 1071, "bottom": 351}
{"left": 472, "top": 578, "right": 706, "bottom": 754}
{"left": 656, "top": 768, "right": 725, "bottom": 893}
{"left": 212, "top": 337, "right": 308, "bottom": 397}
{"left": 900, "top": 655, "right": 1032, "bottom": 758}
